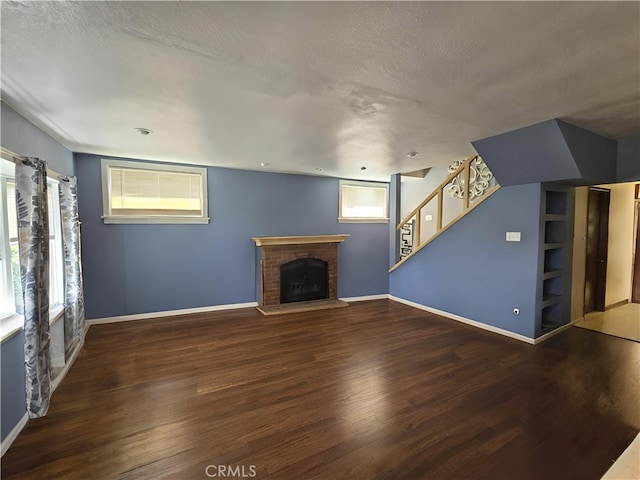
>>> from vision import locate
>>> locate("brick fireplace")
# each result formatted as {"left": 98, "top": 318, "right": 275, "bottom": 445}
{"left": 252, "top": 235, "right": 349, "bottom": 314}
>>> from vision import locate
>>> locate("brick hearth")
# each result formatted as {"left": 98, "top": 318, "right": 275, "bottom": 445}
{"left": 252, "top": 235, "right": 349, "bottom": 307}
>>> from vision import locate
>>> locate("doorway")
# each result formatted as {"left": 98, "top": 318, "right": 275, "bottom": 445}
{"left": 584, "top": 187, "right": 610, "bottom": 313}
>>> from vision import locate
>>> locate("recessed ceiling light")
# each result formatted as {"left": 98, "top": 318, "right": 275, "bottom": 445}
{"left": 260, "top": 162, "right": 270, "bottom": 167}
{"left": 135, "top": 128, "right": 153, "bottom": 136}
{"left": 406, "top": 151, "right": 419, "bottom": 158}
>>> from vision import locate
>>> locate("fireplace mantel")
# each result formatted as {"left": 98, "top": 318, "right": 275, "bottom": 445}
{"left": 253, "top": 234, "right": 349, "bottom": 314}
{"left": 251, "top": 234, "right": 349, "bottom": 247}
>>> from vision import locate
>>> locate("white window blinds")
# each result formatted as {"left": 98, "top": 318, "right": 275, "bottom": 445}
{"left": 339, "top": 181, "right": 389, "bottom": 222}
{"left": 102, "top": 159, "right": 209, "bottom": 224}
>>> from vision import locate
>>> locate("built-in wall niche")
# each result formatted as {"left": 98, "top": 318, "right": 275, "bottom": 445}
{"left": 543, "top": 248, "right": 563, "bottom": 272}
{"left": 545, "top": 190, "right": 568, "bottom": 215}
{"left": 542, "top": 276, "right": 563, "bottom": 307}
{"left": 536, "top": 185, "right": 574, "bottom": 338}
{"left": 541, "top": 303, "right": 563, "bottom": 333}
{"left": 543, "top": 275, "right": 563, "bottom": 295}
{"left": 544, "top": 221, "right": 565, "bottom": 244}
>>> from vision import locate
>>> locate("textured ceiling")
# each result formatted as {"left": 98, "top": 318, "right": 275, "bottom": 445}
{"left": 1, "top": 1, "right": 639, "bottom": 181}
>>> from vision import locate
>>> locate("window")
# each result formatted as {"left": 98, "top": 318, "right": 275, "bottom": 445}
{"left": 101, "top": 159, "right": 209, "bottom": 224}
{"left": 0, "top": 158, "right": 64, "bottom": 324}
{"left": 339, "top": 180, "right": 389, "bottom": 223}
{"left": 0, "top": 160, "right": 22, "bottom": 319}
{"left": 47, "top": 179, "right": 64, "bottom": 312}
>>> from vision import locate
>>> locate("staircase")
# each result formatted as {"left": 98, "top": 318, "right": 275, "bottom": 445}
{"left": 391, "top": 155, "right": 500, "bottom": 272}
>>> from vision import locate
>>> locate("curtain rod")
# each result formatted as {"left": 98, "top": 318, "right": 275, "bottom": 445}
{"left": 0, "top": 146, "right": 69, "bottom": 182}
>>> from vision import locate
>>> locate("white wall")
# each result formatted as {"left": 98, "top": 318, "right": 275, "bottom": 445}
{"left": 400, "top": 160, "right": 497, "bottom": 245}
{"left": 572, "top": 182, "right": 638, "bottom": 319}
{"left": 401, "top": 164, "right": 450, "bottom": 218}
{"left": 601, "top": 182, "right": 636, "bottom": 307}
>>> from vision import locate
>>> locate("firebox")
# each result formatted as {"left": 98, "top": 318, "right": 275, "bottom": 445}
{"left": 252, "top": 235, "right": 349, "bottom": 312}
{"left": 280, "top": 258, "right": 329, "bottom": 303}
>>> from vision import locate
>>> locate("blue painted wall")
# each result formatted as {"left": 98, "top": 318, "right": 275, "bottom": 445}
{"left": 617, "top": 135, "right": 640, "bottom": 182}
{"left": 472, "top": 120, "right": 580, "bottom": 186}
{"left": 1, "top": 102, "right": 74, "bottom": 443}
{"left": 1, "top": 101, "right": 74, "bottom": 176}
{"left": 1, "top": 332, "right": 26, "bottom": 441}
{"left": 390, "top": 184, "right": 542, "bottom": 338}
{"left": 557, "top": 121, "right": 617, "bottom": 184}
{"left": 74, "top": 154, "right": 390, "bottom": 319}
{"left": 473, "top": 119, "right": 619, "bottom": 187}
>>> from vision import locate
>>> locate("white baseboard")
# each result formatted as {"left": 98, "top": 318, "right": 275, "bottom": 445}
{"left": 86, "top": 298, "right": 392, "bottom": 324}
{"left": 533, "top": 318, "right": 582, "bottom": 345}
{"left": 51, "top": 355, "right": 65, "bottom": 369}
{"left": 389, "top": 295, "right": 536, "bottom": 344}
{"left": 3, "top": 301, "right": 257, "bottom": 457}
{"left": 52, "top": 334, "right": 85, "bottom": 393}
{"left": 86, "top": 302, "right": 259, "bottom": 325}
{"left": 1, "top": 329, "right": 87, "bottom": 457}
{"left": 1, "top": 412, "right": 28, "bottom": 457}
{"left": 339, "top": 294, "right": 390, "bottom": 302}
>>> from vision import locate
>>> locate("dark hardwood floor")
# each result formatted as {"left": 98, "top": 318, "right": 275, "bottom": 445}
{"left": 2, "top": 299, "right": 639, "bottom": 479}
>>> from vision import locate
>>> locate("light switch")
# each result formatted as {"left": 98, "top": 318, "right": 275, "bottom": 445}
{"left": 425, "top": 214, "right": 433, "bottom": 221}
{"left": 506, "top": 232, "right": 521, "bottom": 242}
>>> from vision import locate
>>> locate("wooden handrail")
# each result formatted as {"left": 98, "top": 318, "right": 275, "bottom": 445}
{"left": 396, "top": 154, "right": 477, "bottom": 230}
{"left": 437, "top": 185, "right": 443, "bottom": 231}
{"left": 390, "top": 183, "right": 499, "bottom": 273}
{"left": 393, "top": 154, "right": 499, "bottom": 269}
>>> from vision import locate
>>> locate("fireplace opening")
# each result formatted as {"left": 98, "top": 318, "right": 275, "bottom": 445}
{"left": 280, "top": 258, "right": 329, "bottom": 304}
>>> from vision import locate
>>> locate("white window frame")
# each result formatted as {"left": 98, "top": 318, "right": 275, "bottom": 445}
{"left": 0, "top": 157, "right": 65, "bottom": 342}
{"left": 0, "top": 166, "right": 15, "bottom": 321}
{"left": 338, "top": 180, "right": 389, "bottom": 223}
{"left": 47, "top": 178, "right": 65, "bottom": 316}
{"left": 101, "top": 159, "right": 209, "bottom": 224}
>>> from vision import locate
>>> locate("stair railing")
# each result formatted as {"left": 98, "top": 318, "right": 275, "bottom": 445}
{"left": 392, "top": 154, "right": 499, "bottom": 271}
